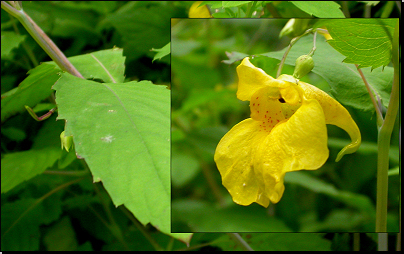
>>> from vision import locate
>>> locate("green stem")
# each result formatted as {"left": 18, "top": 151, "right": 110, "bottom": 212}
{"left": 245, "top": 1, "right": 257, "bottom": 18}
{"left": 277, "top": 28, "right": 313, "bottom": 78}
{"left": 227, "top": 233, "right": 254, "bottom": 251}
{"left": 355, "top": 65, "right": 383, "bottom": 126}
{"left": 1, "top": 1, "right": 84, "bottom": 78}
{"left": 375, "top": 20, "right": 399, "bottom": 234}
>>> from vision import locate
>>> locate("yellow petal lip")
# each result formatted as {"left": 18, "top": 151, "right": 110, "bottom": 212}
{"left": 236, "top": 57, "right": 285, "bottom": 101}
{"left": 254, "top": 98, "right": 329, "bottom": 204}
{"left": 294, "top": 77, "right": 361, "bottom": 161}
{"left": 214, "top": 118, "right": 270, "bottom": 207}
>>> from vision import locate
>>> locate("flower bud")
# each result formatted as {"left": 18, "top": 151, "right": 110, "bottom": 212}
{"left": 279, "top": 19, "right": 311, "bottom": 38}
{"left": 293, "top": 55, "right": 314, "bottom": 79}
{"left": 60, "top": 131, "right": 73, "bottom": 152}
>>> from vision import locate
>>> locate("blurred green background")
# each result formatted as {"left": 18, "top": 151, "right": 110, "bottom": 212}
{"left": 170, "top": 19, "right": 400, "bottom": 233}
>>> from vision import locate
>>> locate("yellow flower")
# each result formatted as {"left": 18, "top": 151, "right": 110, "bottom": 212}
{"left": 189, "top": 1, "right": 212, "bottom": 18}
{"left": 214, "top": 57, "right": 361, "bottom": 207}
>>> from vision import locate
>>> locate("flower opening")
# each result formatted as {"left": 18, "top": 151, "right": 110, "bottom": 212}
{"left": 214, "top": 57, "right": 361, "bottom": 207}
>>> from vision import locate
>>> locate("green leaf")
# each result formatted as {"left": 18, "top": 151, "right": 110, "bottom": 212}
{"left": 324, "top": 19, "right": 397, "bottom": 69}
{"left": 213, "top": 233, "right": 331, "bottom": 251}
{"left": 1, "top": 31, "right": 27, "bottom": 58}
{"left": 285, "top": 171, "right": 375, "bottom": 214}
{"left": 260, "top": 34, "right": 393, "bottom": 112}
{"left": 101, "top": 2, "right": 173, "bottom": 61}
{"left": 1, "top": 199, "right": 42, "bottom": 251}
{"left": 1, "top": 63, "right": 60, "bottom": 123}
{"left": 222, "top": 1, "right": 252, "bottom": 8}
{"left": 291, "top": 1, "right": 345, "bottom": 18}
{"left": 171, "top": 150, "right": 199, "bottom": 188}
{"left": 172, "top": 200, "right": 291, "bottom": 232}
{"left": 53, "top": 73, "right": 172, "bottom": 234}
{"left": 222, "top": 51, "right": 249, "bottom": 65}
{"left": 1, "top": 117, "right": 64, "bottom": 193}
{"left": 47, "top": 48, "right": 126, "bottom": 83}
{"left": 151, "top": 42, "right": 170, "bottom": 63}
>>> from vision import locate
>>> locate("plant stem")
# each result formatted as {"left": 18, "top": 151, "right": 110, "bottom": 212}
{"left": 227, "top": 233, "right": 254, "bottom": 251}
{"left": 245, "top": 1, "right": 257, "bottom": 18}
{"left": 1, "top": 1, "right": 84, "bottom": 78}
{"left": 276, "top": 28, "right": 313, "bottom": 78}
{"left": 355, "top": 65, "right": 383, "bottom": 126}
{"left": 375, "top": 20, "right": 400, "bottom": 234}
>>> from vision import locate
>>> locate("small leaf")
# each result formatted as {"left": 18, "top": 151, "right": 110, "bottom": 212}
{"left": 151, "top": 42, "right": 170, "bottom": 63}
{"left": 1, "top": 31, "right": 27, "bottom": 58}
{"left": 1, "top": 63, "right": 60, "bottom": 123}
{"left": 291, "top": 1, "right": 345, "bottom": 18}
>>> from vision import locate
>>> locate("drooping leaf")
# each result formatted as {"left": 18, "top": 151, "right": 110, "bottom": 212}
{"left": 53, "top": 73, "right": 172, "bottom": 234}
{"left": 291, "top": 1, "right": 345, "bottom": 18}
{"left": 323, "top": 19, "right": 397, "bottom": 69}
{"left": 259, "top": 34, "right": 393, "bottom": 112}
{"left": 1, "top": 63, "right": 60, "bottom": 123}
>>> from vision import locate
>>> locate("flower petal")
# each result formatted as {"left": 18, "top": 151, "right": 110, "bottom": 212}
{"left": 254, "top": 99, "right": 329, "bottom": 203}
{"left": 214, "top": 118, "right": 270, "bottom": 207}
{"left": 296, "top": 79, "right": 361, "bottom": 161}
{"left": 236, "top": 58, "right": 283, "bottom": 101}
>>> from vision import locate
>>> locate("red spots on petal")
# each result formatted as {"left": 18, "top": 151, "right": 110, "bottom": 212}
{"left": 253, "top": 103, "right": 255, "bottom": 106}
{"left": 277, "top": 119, "right": 279, "bottom": 122}
{"left": 256, "top": 97, "right": 259, "bottom": 99}
{"left": 266, "top": 111, "right": 268, "bottom": 113}
{"left": 257, "top": 104, "right": 260, "bottom": 106}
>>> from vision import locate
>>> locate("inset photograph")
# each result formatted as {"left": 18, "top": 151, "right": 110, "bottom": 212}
{"left": 171, "top": 18, "right": 399, "bottom": 233}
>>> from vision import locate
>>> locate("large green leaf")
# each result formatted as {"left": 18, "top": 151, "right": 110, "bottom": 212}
{"left": 291, "top": 1, "right": 345, "bottom": 18}
{"left": 53, "top": 73, "right": 172, "bottom": 234}
{"left": 324, "top": 19, "right": 397, "bottom": 69}
{"left": 1, "top": 63, "right": 60, "bottom": 123}
{"left": 260, "top": 34, "right": 393, "bottom": 112}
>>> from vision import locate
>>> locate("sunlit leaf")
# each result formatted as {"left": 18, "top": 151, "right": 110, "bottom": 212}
{"left": 291, "top": 1, "right": 345, "bottom": 18}
{"left": 53, "top": 73, "right": 172, "bottom": 234}
{"left": 323, "top": 19, "right": 397, "bottom": 69}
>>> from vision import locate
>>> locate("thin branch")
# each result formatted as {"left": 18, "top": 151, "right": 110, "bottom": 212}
{"left": 355, "top": 65, "right": 383, "bottom": 127}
